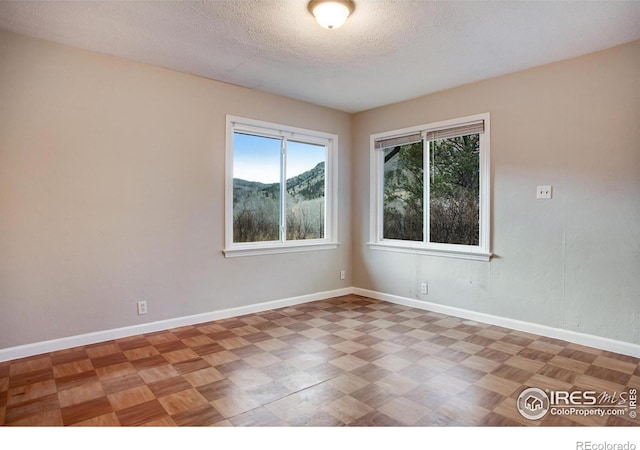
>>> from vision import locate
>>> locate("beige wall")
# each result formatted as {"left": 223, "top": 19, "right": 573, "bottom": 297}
{"left": 352, "top": 40, "right": 640, "bottom": 344}
{"left": 1, "top": 28, "right": 638, "bottom": 351}
{"left": 0, "top": 30, "right": 352, "bottom": 348}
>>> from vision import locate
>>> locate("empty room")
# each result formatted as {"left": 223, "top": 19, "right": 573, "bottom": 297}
{"left": 0, "top": 0, "right": 639, "bottom": 442}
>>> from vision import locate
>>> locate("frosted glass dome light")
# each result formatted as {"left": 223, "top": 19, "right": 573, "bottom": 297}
{"left": 308, "top": 0, "right": 355, "bottom": 30}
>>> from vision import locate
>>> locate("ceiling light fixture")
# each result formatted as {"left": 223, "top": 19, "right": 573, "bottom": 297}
{"left": 308, "top": 0, "right": 355, "bottom": 30}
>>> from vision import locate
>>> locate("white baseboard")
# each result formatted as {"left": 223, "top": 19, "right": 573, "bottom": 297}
{"left": 2, "top": 286, "right": 638, "bottom": 362}
{"left": 0, "top": 288, "right": 353, "bottom": 363}
{"left": 353, "top": 287, "right": 640, "bottom": 358}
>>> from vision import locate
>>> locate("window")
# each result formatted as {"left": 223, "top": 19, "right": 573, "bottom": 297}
{"left": 224, "top": 116, "right": 339, "bottom": 257}
{"left": 369, "top": 113, "right": 491, "bottom": 261}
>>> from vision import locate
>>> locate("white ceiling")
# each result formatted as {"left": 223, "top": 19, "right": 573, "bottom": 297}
{"left": 1, "top": 1, "right": 639, "bottom": 113}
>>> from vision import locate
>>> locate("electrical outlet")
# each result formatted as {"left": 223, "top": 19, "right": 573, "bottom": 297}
{"left": 137, "top": 301, "right": 147, "bottom": 315}
{"left": 340, "top": 269, "right": 346, "bottom": 280}
{"left": 536, "top": 185, "right": 552, "bottom": 199}
{"left": 420, "top": 283, "right": 428, "bottom": 295}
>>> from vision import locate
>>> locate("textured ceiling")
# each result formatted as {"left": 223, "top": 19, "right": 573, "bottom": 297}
{"left": 1, "top": 1, "right": 639, "bottom": 113}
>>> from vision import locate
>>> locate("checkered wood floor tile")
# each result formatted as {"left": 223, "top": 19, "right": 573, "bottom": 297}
{"left": 1, "top": 295, "right": 638, "bottom": 426}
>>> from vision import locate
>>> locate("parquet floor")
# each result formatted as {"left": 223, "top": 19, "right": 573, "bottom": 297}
{"left": 1, "top": 295, "right": 638, "bottom": 426}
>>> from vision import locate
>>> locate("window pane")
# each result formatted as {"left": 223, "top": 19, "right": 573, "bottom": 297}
{"left": 233, "top": 132, "right": 281, "bottom": 243}
{"left": 286, "top": 141, "right": 326, "bottom": 240}
{"left": 383, "top": 142, "right": 424, "bottom": 241}
{"left": 429, "top": 134, "right": 480, "bottom": 245}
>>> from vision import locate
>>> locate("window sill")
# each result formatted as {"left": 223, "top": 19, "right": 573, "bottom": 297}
{"left": 367, "top": 241, "right": 492, "bottom": 262}
{"left": 224, "top": 241, "right": 340, "bottom": 258}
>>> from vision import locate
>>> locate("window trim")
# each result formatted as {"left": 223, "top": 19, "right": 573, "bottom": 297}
{"left": 368, "top": 113, "right": 491, "bottom": 261}
{"left": 224, "top": 115, "right": 339, "bottom": 258}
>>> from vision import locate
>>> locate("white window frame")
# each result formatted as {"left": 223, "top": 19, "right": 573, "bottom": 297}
{"left": 224, "top": 115, "right": 339, "bottom": 258}
{"left": 368, "top": 113, "right": 491, "bottom": 261}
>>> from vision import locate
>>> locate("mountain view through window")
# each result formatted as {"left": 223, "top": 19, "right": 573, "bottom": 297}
{"left": 233, "top": 132, "right": 326, "bottom": 243}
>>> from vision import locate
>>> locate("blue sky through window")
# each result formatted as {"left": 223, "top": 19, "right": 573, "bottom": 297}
{"left": 234, "top": 133, "right": 325, "bottom": 184}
